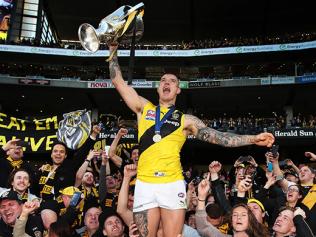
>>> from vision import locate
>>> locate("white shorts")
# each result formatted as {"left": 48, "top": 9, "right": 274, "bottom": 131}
{"left": 133, "top": 179, "right": 187, "bottom": 212}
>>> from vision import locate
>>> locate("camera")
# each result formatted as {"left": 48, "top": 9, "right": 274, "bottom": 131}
{"left": 270, "top": 144, "right": 279, "bottom": 157}
{"left": 267, "top": 161, "right": 273, "bottom": 172}
{"left": 69, "top": 192, "right": 82, "bottom": 207}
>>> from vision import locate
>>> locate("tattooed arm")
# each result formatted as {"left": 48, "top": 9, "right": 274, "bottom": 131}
{"left": 184, "top": 114, "right": 274, "bottom": 147}
{"left": 108, "top": 44, "right": 148, "bottom": 114}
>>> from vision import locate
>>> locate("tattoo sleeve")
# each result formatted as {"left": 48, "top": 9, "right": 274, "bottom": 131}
{"left": 185, "top": 114, "right": 255, "bottom": 147}
{"left": 196, "top": 127, "right": 255, "bottom": 147}
{"left": 133, "top": 210, "right": 149, "bottom": 237}
{"left": 109, "top": 52, "right": 121, "bottom": 80}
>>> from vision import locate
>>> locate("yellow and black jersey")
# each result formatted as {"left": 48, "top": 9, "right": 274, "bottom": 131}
{"left": 138, "top": 102, "right": 186, "bottom": 183}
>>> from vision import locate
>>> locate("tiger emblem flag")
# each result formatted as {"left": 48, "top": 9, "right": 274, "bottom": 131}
{"left": 57, "top": 110, "right": 91, "bottom": 150}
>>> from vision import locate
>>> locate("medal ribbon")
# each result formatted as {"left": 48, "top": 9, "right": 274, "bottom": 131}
{"left": 155, "top": 105, "right": 175, "bottom": 135}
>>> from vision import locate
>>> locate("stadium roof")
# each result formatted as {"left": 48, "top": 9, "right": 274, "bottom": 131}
{"left": 45, "top": 0, "right": 316, "bottom": 42}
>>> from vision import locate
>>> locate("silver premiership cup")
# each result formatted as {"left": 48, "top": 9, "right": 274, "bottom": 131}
{"left": 78, "top": 2, "right": 144, "bottom": 53}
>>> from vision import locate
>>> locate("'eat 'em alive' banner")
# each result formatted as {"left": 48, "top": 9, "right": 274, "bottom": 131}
{"left": 0, "top": 112, "right": 138, "bottom": 154}
{"left": 0, "top": 112, "right": 59, "bottom": 153}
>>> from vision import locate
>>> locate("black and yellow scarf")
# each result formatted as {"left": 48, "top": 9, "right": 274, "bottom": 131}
{"left": 7, "top": 156, "right": 23, "bottom": 169}
{"left": 302, "top": 184, "right": 316, "bottom": 210}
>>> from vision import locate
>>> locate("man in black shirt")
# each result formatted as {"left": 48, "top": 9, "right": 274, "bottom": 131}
{"left": 0, "top": 139, "right": 35, "bottom": 189}
{"left": 0, "top": 189, "right": 43, "bottom": 237}
{"left": 37, "top": 125, "right": 101, "bottom": 200}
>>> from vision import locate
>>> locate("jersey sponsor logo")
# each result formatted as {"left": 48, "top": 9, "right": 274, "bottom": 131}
{"left": 145, "top": 110, "right": 155, "bottom": 120}
{"left": 165, "top": 119, "right": 180, "bottom": 127}
{"left": 154, "top": 171, "right": 165, "bottom": 177}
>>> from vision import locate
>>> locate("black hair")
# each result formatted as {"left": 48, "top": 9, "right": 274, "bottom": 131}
{"left": 185, "top": 210, "right": 195, "bottom": 222}
{"left": 130, "top": 145, "right": 139, "bottom": 154}
{"left": 52, "top": 141, "right": 68, "bottom": 154}
{"left": 49, "top": 220, "right": 73, "bottom": 237}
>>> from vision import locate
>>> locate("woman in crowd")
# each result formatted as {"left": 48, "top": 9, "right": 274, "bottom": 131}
{"left": 195, "top": 173, "right": 270, "bottom": 237}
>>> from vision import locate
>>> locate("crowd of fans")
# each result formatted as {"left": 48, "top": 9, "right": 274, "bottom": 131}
{"left": 202, "top": 113, "right": 316, "bottom": 134}
{"left": 1, "top": 31, "right": 316, "bottom": 50}
{"left": 1, "top": 61, "right": 316, "bottom": 81}
{"left": 101, "top": 113, "right": 316, "bottom": 135}
{"left": 1, "top": 119, "right": 316, "bottom": 237}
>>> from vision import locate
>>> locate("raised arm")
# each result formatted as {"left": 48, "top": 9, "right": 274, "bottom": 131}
{"left": 108, "top": 128, "right": 128, "bottom": 168}
{"left": 99, "top": 151, "right": 111, "bottom": 202}
{"left": 184, "top": 114, "right": 274, "bottom": 147}
{"left": 195, "top": 174, "right": 228, "bottom": 237}
{"left": 74, "top": 149, "right": 96, "bottom": 187}
{"left": 13, "top": 201, "right": 40, "bottom": 237}
{"left": 305, "top": 151, "right": 316, "bottom": 162}
{"left": 266, "top": 151, "right": 289, "bottom": 192}
{"left": 108, "top": 45, "right": 148, "bottom": 114}
{"left": 117, "top": 164, "right": 137, "bottom": 226}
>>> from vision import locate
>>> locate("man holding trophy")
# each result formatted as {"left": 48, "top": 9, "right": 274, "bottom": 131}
{"left": 79, "top": 3, "right": 275, "bottom": 237}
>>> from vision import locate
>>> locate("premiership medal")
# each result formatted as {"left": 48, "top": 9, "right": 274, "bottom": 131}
{"left": 153, "top": 134, "right": 162, "bottom": 143}
{"left": 153, "top": 105, "right": 175, "bottom": 143}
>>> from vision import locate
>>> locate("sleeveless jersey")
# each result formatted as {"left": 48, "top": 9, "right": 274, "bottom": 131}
{"left": 138, "top": 102, "right": 186, "bottom": 183}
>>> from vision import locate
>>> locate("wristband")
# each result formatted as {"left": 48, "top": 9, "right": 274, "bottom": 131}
{"left": 198, "top": 198, "right": 205, "bottom": 202}
{"left": 84, "top": 159, "right": 90, "bottom": 163}
{"left": 275, "top": 174, "right": 284, "bottom": 181}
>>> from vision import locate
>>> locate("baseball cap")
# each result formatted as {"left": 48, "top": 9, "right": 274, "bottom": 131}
{"left": 59, "top": 186, "right": 80, "bottom": 196}
{"left": 0, "top": 189, "right": 23, "bottom": 203}
{"left": 284, "top": 169, "right": 299, "bottom": 178}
